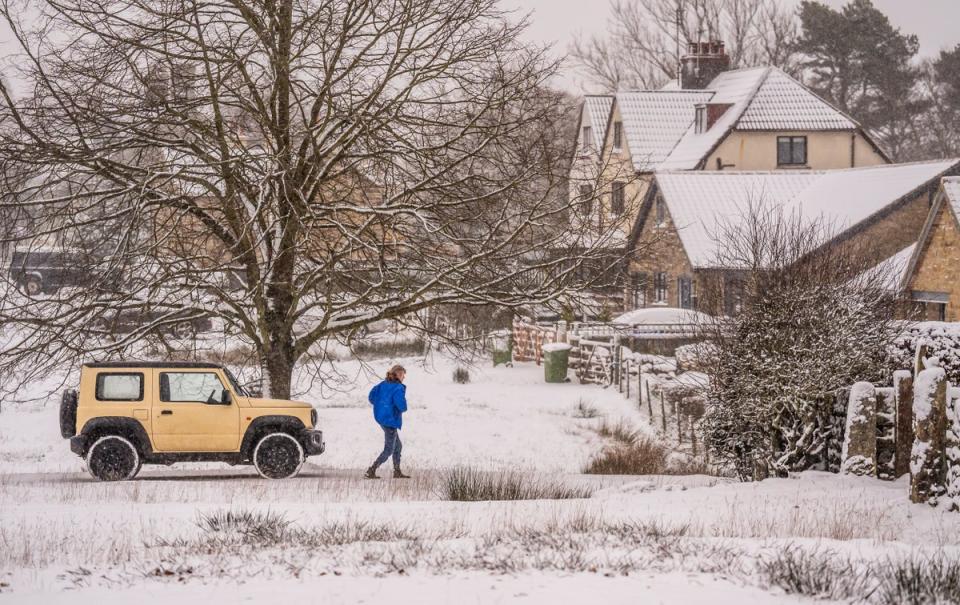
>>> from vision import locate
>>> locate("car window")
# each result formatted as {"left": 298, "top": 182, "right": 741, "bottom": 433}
{"left": 160, "top": 372, "right": 229, "bottom": 404}
{"left": 96, "top": 373, "right": 144, "bottom": 401}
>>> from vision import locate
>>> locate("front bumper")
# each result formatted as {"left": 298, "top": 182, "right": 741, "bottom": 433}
{"left": 69, "top": 434, "right": 88, "bottom": 456}
{"left": 300, "top": 429, "right": 325, "bottom": 456}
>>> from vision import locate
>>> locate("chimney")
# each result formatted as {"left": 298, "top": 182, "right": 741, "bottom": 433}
{"left": 680, "top": 40, "right": 730, "bottom": 90}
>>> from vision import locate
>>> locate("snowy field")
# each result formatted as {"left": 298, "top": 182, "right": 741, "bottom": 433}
{"left": 2, "top": 355, "right": 960, "bottom": 603}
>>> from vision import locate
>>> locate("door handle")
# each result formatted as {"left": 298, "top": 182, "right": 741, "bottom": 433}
{"left": 160, "top": 410, "right": 173, "bottom": 415}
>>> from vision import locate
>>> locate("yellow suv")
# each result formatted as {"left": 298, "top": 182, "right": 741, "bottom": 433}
{"left": 60, "top": 362, "right": 324, "bottom": 481}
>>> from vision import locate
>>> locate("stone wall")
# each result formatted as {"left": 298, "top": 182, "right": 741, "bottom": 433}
{"left": 908, "top": 203, "right": 960, "bottom": 321}
{"left": 627, "top": 190, "right": 696, "bottom": 310}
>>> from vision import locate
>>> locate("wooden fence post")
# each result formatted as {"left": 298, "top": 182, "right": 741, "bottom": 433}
{"left": 646, "top": 380, "right": 653, "bottom": 417}
{"left": 660, "top": 387, "right": 667, "bottom": 433}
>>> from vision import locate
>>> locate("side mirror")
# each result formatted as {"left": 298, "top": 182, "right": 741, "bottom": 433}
{"left": 221, "top": 390, "right": 232, "bottom": 405}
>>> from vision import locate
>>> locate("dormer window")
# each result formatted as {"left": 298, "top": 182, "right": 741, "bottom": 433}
{"left": 582, "top": 126, "right": 593, "bottom": 152}
{"left": 613, "top": 121, "right": 623, "bottom": 151}
{"left": 695, "top": 105, "right": 707, "bottom": 134}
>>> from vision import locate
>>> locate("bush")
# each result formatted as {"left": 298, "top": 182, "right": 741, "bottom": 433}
{"left": 573, "top": 399, "right": 599, "bottom": 418}
{"left": 596, "top": 418, "right": 638, "bottom": 445}
{"left": 353, "top": 337, "right": 425, "bottom": 359}
{"left": 759, "top": 546, "right": 864, "bottom": 599}
{"left": 876, "top": 555, "right": 960, "bottom": 605}
{"left": 888, "top": 322, "right": 960, "bottom": 385}
{"left": 583, "top": 437, "right": 669, "bottom": 475}
{"left": 452, "top": 367, "right": 470, "bottom": 384}
{"left": 441, "top": 467, "right": 591, "bottom": 501}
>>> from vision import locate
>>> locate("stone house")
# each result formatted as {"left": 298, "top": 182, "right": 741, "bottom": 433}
{"left": 625, "top": 160, "right": 960, "bottom": 314}
{"left": 897, "top": 178, "right": 960, "bottom": 321}
{"left": 569, "top": 40, "right": 891, "bottom": 314}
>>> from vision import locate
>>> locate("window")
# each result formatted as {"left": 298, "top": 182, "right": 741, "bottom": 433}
{"left": 654, "top": 197, "right": 666, "bottom": 227}
{"left": 96, "top": 373, "right": 144, "bottom": 402}
{"left": 160, "top": 372, "right": 229, "bottom": 404}
{"left": 578, "top": 184, "right": 594, "bottom": 215}
{"left": 654, "top": 272, "right": 668, "bottom": 303}
{"left": 581, "top": 126, "right": 593, "bottom": 152}
{"left": 695, "top": 105, "right": 707, "bottom": 134}
{"left": 631, "top": 273, "right": 648, "bottom": 309}
{"left": 611, "top": 181, "right": 625, "bottom": 215}
{"left": 678, "top": 276, "right": 693, "bottom": 309}
{"left": 777, "top": 136, "right": 807, "bottom": 166}
{"left": 613, "top": 121, "right": 623, "bottom": 150}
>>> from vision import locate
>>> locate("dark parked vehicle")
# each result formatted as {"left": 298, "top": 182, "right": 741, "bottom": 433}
{"left": 94, "top": 307, "right": 214, "bottom": 339}
{"left": 8, "top": 248, "right": 99, "bottom": 295}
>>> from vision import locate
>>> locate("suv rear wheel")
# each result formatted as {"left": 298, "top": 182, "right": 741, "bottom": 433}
{"left": 86, "top": 435, "right": 142, "bottom": 481}
{"left": 252, "top": 432, "right": 304, "bottom": 479}
{"left": 23, "top": 276, "right": 43, "bottom": 296}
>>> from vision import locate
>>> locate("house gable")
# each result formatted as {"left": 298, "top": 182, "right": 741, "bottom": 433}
{"left": 902, "top": 179, "right": 960, "bottom": 321}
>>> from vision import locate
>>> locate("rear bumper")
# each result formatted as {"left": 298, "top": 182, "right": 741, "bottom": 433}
{"left": 69, "top": 434, "right": 88, "bottom": 457}
{"left": 300, "top": 429, "right": 325, "bottom": 456}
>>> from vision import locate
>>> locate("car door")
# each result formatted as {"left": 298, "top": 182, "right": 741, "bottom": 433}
{"left": 151, "top": 369, "right": 241, "bottom": 452}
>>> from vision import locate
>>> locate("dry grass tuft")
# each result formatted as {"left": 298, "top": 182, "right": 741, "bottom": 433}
{"left": 441, "top": 467, "right": 592, "bottom": 501}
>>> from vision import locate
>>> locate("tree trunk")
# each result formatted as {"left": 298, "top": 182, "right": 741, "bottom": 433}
{"left": 262, "top": 343, "right": 296, "bottom": 401}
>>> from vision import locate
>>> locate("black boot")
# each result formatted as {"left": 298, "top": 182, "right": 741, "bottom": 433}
{"left": 365, "top": 466, "right": 379, "bottom": 479}
{"left": 393, "top": 468, "right": 411, "bottom": 479}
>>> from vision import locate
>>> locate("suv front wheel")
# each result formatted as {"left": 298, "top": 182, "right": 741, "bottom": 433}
{"left": 253, "top": 432, "right": 304, "bottom": 479}
{"left": 86, "top": 435, "right": 142, "bottom": 481}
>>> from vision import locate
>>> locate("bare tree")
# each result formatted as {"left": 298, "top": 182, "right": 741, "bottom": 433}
{"left": 570, "top": 0, "right": 799, "bottom": 92}
{"left": 695, "top": 204, "right": 901, "bottom": 480}
{"left": 0, "top": 0, "right": 633, "bottom": 399}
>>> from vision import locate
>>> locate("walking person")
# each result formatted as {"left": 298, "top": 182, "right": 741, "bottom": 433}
{"left": 365, "top": 364, "right": 411, "bottom": 479}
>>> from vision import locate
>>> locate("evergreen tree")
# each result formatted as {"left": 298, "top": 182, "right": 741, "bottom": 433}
{"left": 795, "top": 0, "right": 927, "bottom": 161}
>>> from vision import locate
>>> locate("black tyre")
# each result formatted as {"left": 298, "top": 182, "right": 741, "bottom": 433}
{"left": 59, "top": 389, "right": 79, "bottom": 438}
{"left": 252, "top": 432, "right": 304, "bottom": 479}
{"left": 23, "top": 276, "right": 42, "bottom": 296}
{"left": 86, "top": 435, "right": 142, "bottom": 481}
{"left": 171, "top": 320, "right": 195, "bottom": 340}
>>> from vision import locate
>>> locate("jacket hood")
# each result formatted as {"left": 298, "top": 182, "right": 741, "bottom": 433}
{"left": 247, "top": 397, "right": 312, "bottom": 409}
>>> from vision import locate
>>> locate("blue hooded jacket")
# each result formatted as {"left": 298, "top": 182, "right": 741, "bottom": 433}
{"left": 368, "top": 380, "right": 407, "bottom": 429}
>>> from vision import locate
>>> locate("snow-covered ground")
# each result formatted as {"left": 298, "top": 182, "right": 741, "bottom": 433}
{"left": 2, "top": 354, "right": 960, "bottom": 604}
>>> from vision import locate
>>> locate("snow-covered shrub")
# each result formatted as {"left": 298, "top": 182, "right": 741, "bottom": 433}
{"left": 889, "top": 322, "right": 960, "bottom": 384}
{"left": 674, "top": 342, "right": 719, "bottom": 373}
{"left": 697, "top": 206, "right": 900, "bottom": 480}
{"left": 759, "top": 546, "right": 866, "bottom": 600}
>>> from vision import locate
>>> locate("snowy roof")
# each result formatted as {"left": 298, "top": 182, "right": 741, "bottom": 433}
{"left": 942, "top": 177, "right": 960, "bottom": 220}
{"left": 617, "top": 91, "right": 713, "bottom": 169}
{"left": 856, "top": 243, "right": 916, "bottom": 292}
{"left": 736, "top": 69, "right": 857, "bottom": 131}
{"left": 613, "top": 307, "right": 712, "bottom": 325}
{"left": 609, "top": 67, "right": 868, "bottom": 172}
{"left": 583, "top": 95, "right": 614, "bottom": 150}
{"left": 653, "top": 159, "right": 960, "bottom": 268}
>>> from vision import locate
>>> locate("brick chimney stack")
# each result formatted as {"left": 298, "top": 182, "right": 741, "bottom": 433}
{"left": 680, "top": 40, "right": 730, "bottom": 90}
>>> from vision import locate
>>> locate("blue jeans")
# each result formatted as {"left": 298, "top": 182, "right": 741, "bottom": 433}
{"left": 372, "top": 425, "right": 402, "bottom": 469}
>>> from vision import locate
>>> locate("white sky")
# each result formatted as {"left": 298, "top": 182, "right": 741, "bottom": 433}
{"left": 505, "top": 0, "right": 960, "bottom": 91}
{"left": 1, "top": 0, "right": 957, "bottom": 95}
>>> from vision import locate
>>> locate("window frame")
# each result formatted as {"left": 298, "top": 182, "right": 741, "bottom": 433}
{"left": 578, "top": 183, "right": 594, "bottom": 216}
{"left": 611, "top": 181, "right": 626, "bottom": 216}
{"left": 777, "top": 136, "right": 807, "bottom": 166}
{"left": 694, "top": 106, "right": 707, "bottom": 134}
{"left": 159, "top": 371, "right": 229, "bottom": 405}
{"left": 95, "top": 372, "right": 145, "bottom": 402}
{"left": 654, "top": 272, "right": 668, "bottom": 303}
{"left": 678, "top": 276, "right": 693, "bottom": 309}
{"left": 631, "top": 272, "right": 648, "bottom": 309}
{"left": 613, "top": 121, "right": 623, "bottom": 151}
{"left": 581, "top": 126, "right": 593, "bottom": 152}
{"left": 654, "top": 197, "right": 666, "bottom": 227}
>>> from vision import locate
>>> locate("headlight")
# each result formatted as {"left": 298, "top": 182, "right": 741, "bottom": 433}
{"left": 310, "top": 408, "right": 318, "bottom": 428}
